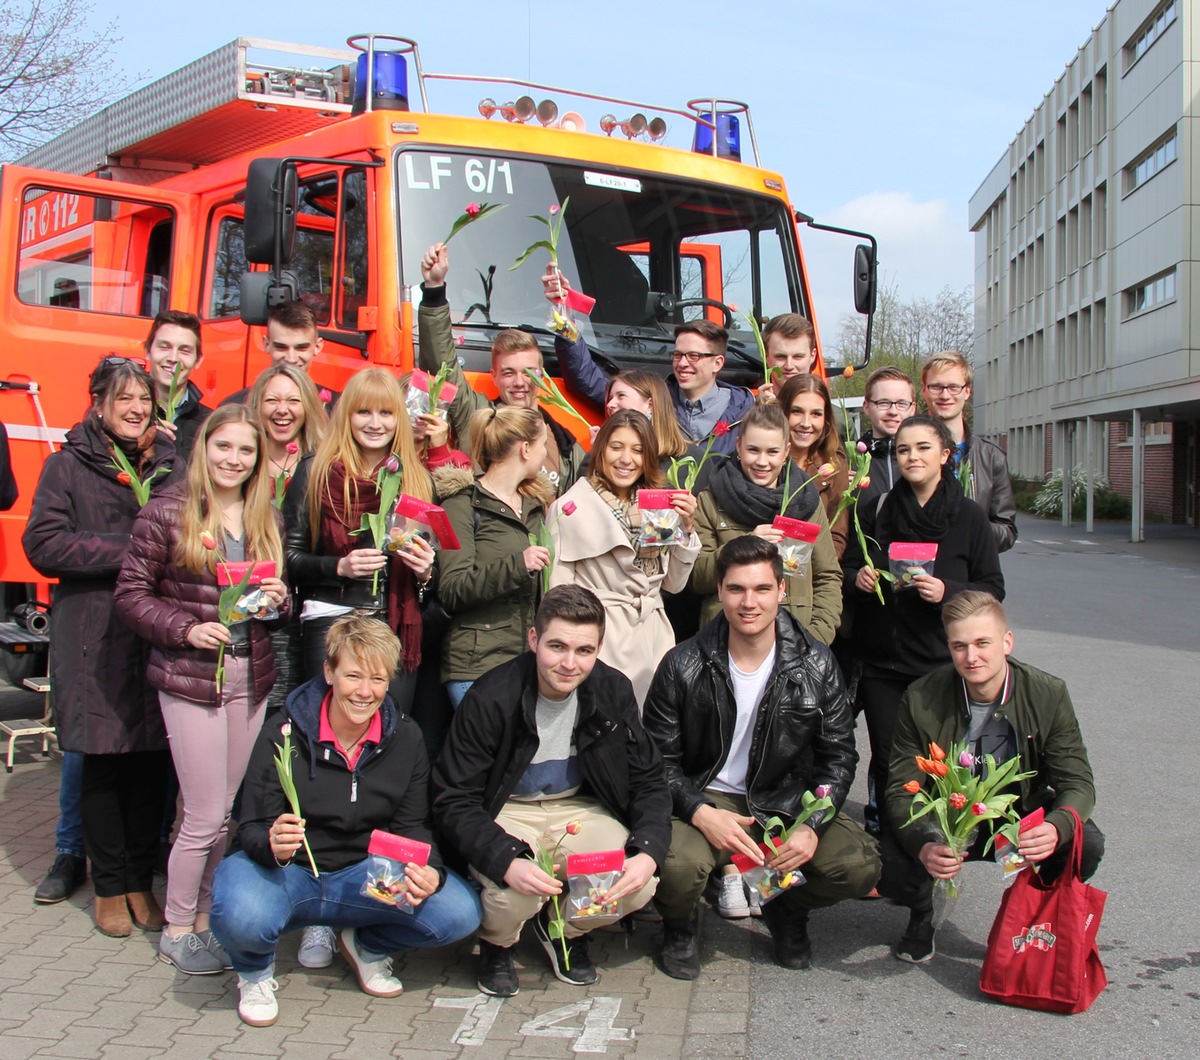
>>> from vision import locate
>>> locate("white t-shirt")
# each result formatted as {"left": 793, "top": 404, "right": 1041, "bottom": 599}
{"left": 709, "top": 647, "right": 776, "bottom": 795}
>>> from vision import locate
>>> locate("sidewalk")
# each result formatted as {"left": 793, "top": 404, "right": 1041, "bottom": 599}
{"left": 1016, "top": 512, "right": 1200, "bottom": 570}
{"left": 0, "top": 698, "right": 759, "bottom": 1060}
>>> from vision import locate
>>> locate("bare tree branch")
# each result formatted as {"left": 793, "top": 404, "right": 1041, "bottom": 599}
{"left": 0, "top": 0, "right": 129, "bottom": 160}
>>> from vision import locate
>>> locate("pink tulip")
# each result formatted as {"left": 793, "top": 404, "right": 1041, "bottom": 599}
{"left": 465, "top": 202, "right": 481, "bottom": 217}
{"left": 318, "top": 388, "right": 333, "bottom": 403}
{"left": 959, "top": 750, "right": 974, "bottom": 768}
{"left": 971, "top": 802, "right": 988, "bottom": 816}
{"left": 565, "top": 819, "right": 582, "bottom": 835}
{"left": 383, "top": 454, "right": 401, "bottom": 474}
{"left": 856, "top": 440, "right": 869, "bottom": 454}
{"left": 815, "top": 784, "right": 831, "bottom": 799}
{"left": 286, "top": 442, "right": 300, "bottom": 455}
{"left": 200, "top": 531, "right": 218, "bottom": 551}
{"left": 818, "top": 463, "right": 835, "bottom": 478}
{"left": 549, "top": 204, "right": 560, "bottom": 214}
{"left": 280, "top": 722, "right": 292, "bottom": 737}
{"left": 562, "top": 501, "right": 577, "bottom": 516}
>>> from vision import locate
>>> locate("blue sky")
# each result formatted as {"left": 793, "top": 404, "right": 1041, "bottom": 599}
{"left": 86, "top": 0, "right": 1110, "bottom": 331}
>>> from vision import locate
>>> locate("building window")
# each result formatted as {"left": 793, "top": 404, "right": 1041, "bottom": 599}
{"left": 1125, "top": 269, "right": 1177, "bottom": 317}
{"left": 1125, "top": 1, "right": 1177, "bottom": 70}
{"left": 1126, "top": 130, "right": 1177, "bottom": 194}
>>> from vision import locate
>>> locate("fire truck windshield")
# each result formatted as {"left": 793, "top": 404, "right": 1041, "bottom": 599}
{"left": 396, "top": 149, "right": 802, "bottom": 381}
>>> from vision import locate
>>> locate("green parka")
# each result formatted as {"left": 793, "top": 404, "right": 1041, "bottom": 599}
{"left": 886, "top": 657, "right": 1096, "bottom": 857}
{"left": 433, "top": 466, "right": 556, "bottom": 683}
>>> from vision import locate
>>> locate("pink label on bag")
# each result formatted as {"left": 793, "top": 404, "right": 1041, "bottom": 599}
{"left": 772, "top": 516, "right": 821, "bottom": 542}
{"left": 566, "top": 849, "right": 625, "bottom": 874}
{"left": 367, "top": 830, "right": 430, "bottom": 866}
{"left": 216, "top": 560, "right": 276, "bottom": 586}
{"left": 392, "top": 494, "right": 461, "bottom": 550}
{"left": 888, "top": 542, "right": 938, "bottom": 562}
{"left": 637, "top": 489, "right": 686, "bottom": 509}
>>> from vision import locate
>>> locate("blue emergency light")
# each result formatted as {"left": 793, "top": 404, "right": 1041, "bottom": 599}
{"left": 692, "top": 111, "right": 741, "bottom": 161}
{"left": 352, "top": 50, "right": 409, "bottom": 115}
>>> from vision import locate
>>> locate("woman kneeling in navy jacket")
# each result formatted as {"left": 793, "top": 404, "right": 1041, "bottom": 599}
{"left": 210, "top": 616, "right": 481, "bottom": 1027}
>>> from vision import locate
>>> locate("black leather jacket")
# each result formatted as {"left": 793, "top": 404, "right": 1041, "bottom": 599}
{"left": 643, "top": 610, "right": 857, "bottom": 837}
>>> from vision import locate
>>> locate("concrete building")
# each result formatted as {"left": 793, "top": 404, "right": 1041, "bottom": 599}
{"left": 969, "top": 0, "right": 1200, "bottom": 538}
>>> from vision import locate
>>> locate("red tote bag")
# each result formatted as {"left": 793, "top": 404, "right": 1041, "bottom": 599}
{"left": 979, "top": 808, "right": 1107, "bottom": 1013}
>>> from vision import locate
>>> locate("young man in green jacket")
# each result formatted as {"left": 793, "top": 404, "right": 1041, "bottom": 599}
{"left": 879, "top": 590, "right": 1104, "bottom": 963}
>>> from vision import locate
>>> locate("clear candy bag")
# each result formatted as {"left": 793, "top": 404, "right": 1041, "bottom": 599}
{"left": 772, "top": 516, "right": 822, "bottom": 577}
{"left": 382, "top": 495, "right": 461, "bottom": 554}
{"left": 217, "top": 561, "right": 280, "bottom": 624}
{"left": 731, "top": 841, "right": 806, "bottom": 904}
{"left": 361, "top": 830, "right": 431, "bottom": 913}
{"left": 405, "top": 368, "right": 458, "bottom": 422}
{"left": 565, "top": 850, "right": 624, "bottom": 922}
{"left": 888, "top": 542, "right": 938, "bottom": 589}
{"left": 636, "top": 489, "right": 686, "bottom": 549}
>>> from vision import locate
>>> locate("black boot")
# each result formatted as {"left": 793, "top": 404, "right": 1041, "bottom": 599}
{"left": 893, "top": 907, "right": 935, "bottom": 963}
{"left": 34, "top": 854, "right": 86, "bottom": 904}
{"left": 659, "top": 913, "right": 700, "bottom": 980}
{"left": 761, "top": 900, "right": 812, "bottom": 969}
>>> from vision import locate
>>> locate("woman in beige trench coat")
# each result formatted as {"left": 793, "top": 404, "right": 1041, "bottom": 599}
{"left": 547, "top": 411, "right": 699, "bottom": 706}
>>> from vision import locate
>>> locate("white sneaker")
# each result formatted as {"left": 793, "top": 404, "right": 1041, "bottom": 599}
{"left": 297, "top": 925, "right": 336, "bottom": 969}
{"left": 717, "top": 872, "right": 750, "bottom": 919}
{"left": 338, "top": 927, "right": 404, "bottom": 998}
{"left": 747, "top": 885, "right": 763, "bottom": 918}
{"left": 237, "top": 976, "right": 279, "bottom": 1027}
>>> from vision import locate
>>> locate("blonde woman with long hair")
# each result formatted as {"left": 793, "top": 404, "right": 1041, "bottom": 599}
{"left": 247, "top": 364, "right": 328, "bottom": 498}
{"left": 116, "top": 403, "right": 288, "bottom": 973}
{"left": 282, "top": 368, "right": 435, "bottom": 710}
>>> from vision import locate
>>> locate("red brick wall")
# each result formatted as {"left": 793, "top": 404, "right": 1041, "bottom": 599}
{"left": 1107, "top": 422, "right": 1180, "bottom": 521}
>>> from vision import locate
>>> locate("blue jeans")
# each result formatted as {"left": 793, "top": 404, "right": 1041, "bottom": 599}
{"left": 445, "top": 680, "right": 474, "bottom": 709}
{"left": 210, "top": 852, "right": 481, "bottom": 982}
{"left": 56, "top": 751, "right": 85, "bottom": 859}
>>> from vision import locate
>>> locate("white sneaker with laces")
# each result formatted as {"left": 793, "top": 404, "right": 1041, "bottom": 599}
{"left": 237, "top": 975, "right": 279, "bottom": 1027}
{"left": 717, "top": 871, "right": 751, "bottom": 919}
{"left": 297, "top": 925, "right": 336, "bottom": 969}
{"left": 338, "top": 927, "right": 404, "bottom": 998}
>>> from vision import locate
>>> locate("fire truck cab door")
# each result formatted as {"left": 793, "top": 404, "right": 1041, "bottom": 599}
{"left": 0, "top": 165, "right": 199, "bottom": 583}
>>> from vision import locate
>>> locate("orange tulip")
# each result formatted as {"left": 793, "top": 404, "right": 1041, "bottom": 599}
{"left": 842, "top": 365, "right": 855, "bottom": 379}
{"left": 929, "top": 742, "right": 946, "bottom": 761}
{"left": 929, "top": 760, "right": 948, "bottom": 777}
{"left": 903, "top": 780, "right": 921, "bottom": 794}
{"left": 915, "top": 755, "right": 937, "bottom": 774}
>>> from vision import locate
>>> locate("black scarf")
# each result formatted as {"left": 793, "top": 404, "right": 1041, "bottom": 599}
{"left": 708, "top": 456, "right": 819, "bottom": 527}
{"left": 885, "top": 466, "right": 963, "bottom": 541}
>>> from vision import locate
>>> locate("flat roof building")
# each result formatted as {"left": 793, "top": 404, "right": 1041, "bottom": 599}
{"left": 969, "top": 0, "right": 1199, "bottom": 536}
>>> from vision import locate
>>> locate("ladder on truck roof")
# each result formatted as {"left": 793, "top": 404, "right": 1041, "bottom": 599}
{"left": 16, "top": 38, "right": 356, "bottom": 179}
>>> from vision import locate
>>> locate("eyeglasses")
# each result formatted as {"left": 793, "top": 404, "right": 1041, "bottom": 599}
{"left": 925, "top": 383, "right": 966, "bottom": 396}
{"left": 670, "top": 350, "right": 719, "bottom": 364}
{"left": 867, "top": 399, "right": 914, "bottom": 412}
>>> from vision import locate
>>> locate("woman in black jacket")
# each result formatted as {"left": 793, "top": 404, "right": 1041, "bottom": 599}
{"left": 22, "top": 357, "right": 174, "bottom": 937}
{"left": 851, "top": 415, "right": 1004, "bottom": 834}
{"left": 210, "top": 616, "right": 480, "bottom": 1028}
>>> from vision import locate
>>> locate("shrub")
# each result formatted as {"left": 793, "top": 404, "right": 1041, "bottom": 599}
{"left": 1030, "top": 465, "right": 1130, "bottom": 519}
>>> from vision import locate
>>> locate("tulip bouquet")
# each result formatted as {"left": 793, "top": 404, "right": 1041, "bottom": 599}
{"left": 351, "top": 454, "right": 405, "bottom": 596}
{"left": 902, "top": 741, "right": 1036, "bottom": 899}
{"left": 665, "top": 421, "right": 730, "bottom": 492}
{"left": 443, "top": 201, "right": 505, "bottom": 246}
{"left": 528, "top": 499, "right": 576, "bottom": 594}
{"left": 200, "top": 530, "right": 256, "bottom": 693}
{"left": 273, "top": 722, "right": 319, "bottom": 877}
{"left": 111, "top": 445, "right": 170, "bottom": 507}
{"left": 532, "top": 819, "right": 582, "bottom": 971}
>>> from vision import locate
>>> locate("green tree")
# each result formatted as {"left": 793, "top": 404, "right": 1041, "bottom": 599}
{"left": 0, "top": 0, "right": 128, "bottom": 160}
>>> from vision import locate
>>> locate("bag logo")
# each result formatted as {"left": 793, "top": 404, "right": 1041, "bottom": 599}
{"left": 1012, "top": 922, "right": 1057, "bottom": 953}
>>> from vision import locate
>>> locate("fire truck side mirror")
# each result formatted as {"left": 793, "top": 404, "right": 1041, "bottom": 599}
{"left": 239, "top": 271, "right": 299, "bottom": 326}
{"left": 853, "top": 244, "right": 877, "bottom": 316}
{"left": 244, "top": 158, "right": 297, "bottom": 266}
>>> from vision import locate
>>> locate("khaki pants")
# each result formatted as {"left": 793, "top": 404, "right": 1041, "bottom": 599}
{"left": 472, "top": 795, "right": 658, "bottom": 947}
{"left": 655, "top": 791, "right": 880, "bottom": 922}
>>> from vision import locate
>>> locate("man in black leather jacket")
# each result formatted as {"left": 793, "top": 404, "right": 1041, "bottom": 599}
{"left": 644, "top": 536, "right": 880, "bottom": 979}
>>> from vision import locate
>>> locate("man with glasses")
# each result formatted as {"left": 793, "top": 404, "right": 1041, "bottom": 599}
{"left": 540, "top": 269, "right": 754, "bottom": 455}
{"left": 921, "top": 352, "right": 1017, "bottom": 552}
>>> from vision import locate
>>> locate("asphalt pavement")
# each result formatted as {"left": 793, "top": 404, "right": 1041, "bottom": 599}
{"left": 0, "top": 514, "right": 1197, "bottom": 1057}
